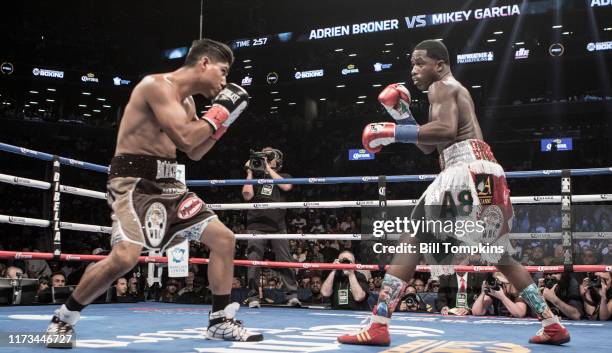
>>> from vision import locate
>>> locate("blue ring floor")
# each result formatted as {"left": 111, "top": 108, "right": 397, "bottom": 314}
{"left": 0, "top": 302, "right": 609, "bottom": 352}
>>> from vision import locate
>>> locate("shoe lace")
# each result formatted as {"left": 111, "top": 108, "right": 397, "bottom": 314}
{"left": 51, "top": 317, "right": 72, "bottom": 334}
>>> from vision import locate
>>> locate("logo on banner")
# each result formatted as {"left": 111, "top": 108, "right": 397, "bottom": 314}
{"left": 113, "top": 76, "right": 131, "bottom": 86}
{"left": 241, "top": 75, "right": 253, "bottom": 86}
{"left": 349, "top": 149, "right": 375, "bottom": 160}
{"left": 171, "top": 247, "right": 186, "bottom": 263}
{"left": 549, "top": 43, "right": 565, "bottom": 56}
{"left": 32, "top": 68, "right": 64, "bottom": 78}
{"left": 373, "top": 62, "right": 392, "bottom": 72}
{"left": 457, "top": 52, "right": 494, "bottom": 64}
{"left": 514, "top": 48, "right": 530, "bottom": 59}
{"left": 341, "top": 64, "right": 359, "bottom": 75}
{"left": 144, "top": 202, "right": 167, "bottom": 247}
{"left": 541, "top": 138, "right": 572, "bottom": 152}
{"left": 81, "top": 72, "right": 99, "bottom": 83}
{"left": 167, "top": 239, "right": 189, "bottom": 277}
{"left": 1, "top": 62, "right": 14, "bottom": 75}
{"left": 587, "top": 41, "right": 612, "bottom": 52}
{"left": 266, "top": 72, "right": 279, "bottom": 84}
{"left": 294, "top": 69, "right": 324, "bottom": 79}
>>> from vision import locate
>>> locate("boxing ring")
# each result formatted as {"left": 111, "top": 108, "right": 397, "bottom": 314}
{"left": 1, "top": 141, "right": 612, "bottom": 353}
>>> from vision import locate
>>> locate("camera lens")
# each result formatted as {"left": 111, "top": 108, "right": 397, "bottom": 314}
{"left": 339, "top": 258, "right": 351, "bottom": 264}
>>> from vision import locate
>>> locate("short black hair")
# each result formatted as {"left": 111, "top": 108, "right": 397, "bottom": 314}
{"left": 184, "top": 38, "right": 234, "bottom": 67}
{"left": 414, "top": 39, "right": 450, "bottom": 64}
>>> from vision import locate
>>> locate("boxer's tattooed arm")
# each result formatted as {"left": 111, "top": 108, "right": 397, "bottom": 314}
{"left": 373, "top": 274, "right": 409, "bottom": 320}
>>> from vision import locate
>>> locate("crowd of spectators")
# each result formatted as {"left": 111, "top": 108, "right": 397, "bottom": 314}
{"left": 1, "top": 88, "right": 610, "bottom": 322}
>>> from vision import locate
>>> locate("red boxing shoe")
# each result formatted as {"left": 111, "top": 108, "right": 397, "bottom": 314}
{"left": 337, "top": 322, "right": 390, "bottom": 346}
{"left": 529, "top": 322, "right": 570, "bottom": 345}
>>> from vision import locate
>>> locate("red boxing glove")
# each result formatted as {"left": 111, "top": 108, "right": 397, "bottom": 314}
{"left": 378, "top": 83, "right": 416, "bottom": 124}
{"left": 362, "top": 122, "right": 396, "bottom": 153}
{"left": 202, "top": 83, "right": 249, "bottom": 140}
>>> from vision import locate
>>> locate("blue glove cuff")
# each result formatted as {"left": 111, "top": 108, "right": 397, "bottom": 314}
{"left": 395, "top": 124, "right": 419, "bottom": 143}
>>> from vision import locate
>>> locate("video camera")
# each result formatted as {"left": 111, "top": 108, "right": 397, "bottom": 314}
{"left": 248, "top": 148, "right": 283, "bottom": 173}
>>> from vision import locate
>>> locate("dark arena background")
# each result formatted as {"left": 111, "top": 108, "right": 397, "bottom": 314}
{"left": 0, "top": 1, "right": 611, "bottom": 352}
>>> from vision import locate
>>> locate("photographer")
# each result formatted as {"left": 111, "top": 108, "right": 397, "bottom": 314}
{"left": 580, "top": 272, "right": 612, "bottom": 321}
{"left": 320, "top": 251, "right": 369, "bottom": 310}
{"left": 538, "top": 273, "right": 582, "bottom": 320}
{"left": 242, "top": 147, "right": 300, "bottom": 307}
{"left": 472, "top": 272, "right": 528, "bottom": 318}
{"left": 398, "top": 286, "right": 425, "bottom": 312}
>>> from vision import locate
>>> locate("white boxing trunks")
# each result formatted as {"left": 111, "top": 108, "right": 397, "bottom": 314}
{"left": 412, "top": 139, "right": 515, "bottom": 268}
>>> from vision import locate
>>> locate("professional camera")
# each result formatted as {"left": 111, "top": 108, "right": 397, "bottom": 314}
{"left": 484, "top": 277, "right": 501, "bottom": 295}
{"left": 587, "top": 273, "right": 602, "bottom": 289}
{"left": 339, "top": 258, "right": 352, "bottom": 264}
{"left": 544, "top": 277, "right": 559, "bottom": 289}
{"left": 404, "top": 293, "right": 419, "bottom": 307}
{"left": 248, "top": 149, "right": 275, "bottom": 173}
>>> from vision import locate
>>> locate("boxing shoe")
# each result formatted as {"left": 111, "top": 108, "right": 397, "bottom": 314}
{"left": 529, "top": 318, "right": 570, "bottom": 345}
{"left": 45, "top": 310, "right": 76, "bottom": 348}
{"left": 207, "top": 302, "right": 263, "bottom": 342}
{"left": 337, "top": 319, "right": 390, "bottom": 346}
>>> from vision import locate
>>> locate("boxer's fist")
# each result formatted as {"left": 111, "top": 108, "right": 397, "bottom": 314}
{"left": 378, "top": 83, "right": 416, "bottom": 125}
{"left": 202, "top": 83, "right": 249, "bottom": 140}
{"left": 362, "top": 122, "right": 396, "bottom": 153}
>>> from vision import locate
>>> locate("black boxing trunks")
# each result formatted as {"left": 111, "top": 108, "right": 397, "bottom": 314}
{"left": 107, "top": 154, "right": 217, "bottom": 251}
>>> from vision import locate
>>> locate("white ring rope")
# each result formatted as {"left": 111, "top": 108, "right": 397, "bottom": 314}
{"left": 0, "top": 173, "right": 51, "bottom": 190}
{"left": 60, "top": 185, "right": 106, "bottom": 200}
{"left": 2, "top": 172, "right": 611, "bottom": 240}
{"left": 1, "top": 214, "right": 611, "bottom": 240}
{"left": 1, "top": 172, "right": 610, "bottom": 207}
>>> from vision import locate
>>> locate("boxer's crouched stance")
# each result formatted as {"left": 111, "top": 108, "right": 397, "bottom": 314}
{"left": 45, "top": 38, "right": 262, "bottom": 347}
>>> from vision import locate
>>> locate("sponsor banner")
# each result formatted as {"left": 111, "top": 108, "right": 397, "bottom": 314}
{"left": 1, "top": 62, "right": 14, "bottom": 75}
{"left": 341, "top": 64, "right": 359, "bottom": 75}
{"left": 266, "top": 72, "right": 279, "bottom": 84}
{"left": 241, "top": 75, "right": 253, "bottom": 86}
{"left": 32, "top": 67, "right": 64, "bottom": 79}
{"left": 373, "top": 62, "right": 392, "bottom": 72}
{"left": 587, "top": 41, "right": 612, "bottom": 52}
{"left": 514, "top": 48, "right": 530, "bottom": 59}
{"left": 349, "top": 149, "right": 375, "bottom": 161}
{"left": 540, "top": 138, "right": 573, "bottom": 152}
{"left": 457, "top": 51, "right": 494, "bottom": 64}
{"left": 167, "top": 239, "right": 189, "bottom": 277}
{"left": 294, "top": 69, "right": 324, "bottom": 80}
{"left": 113, "top": 76, "right": 131, "bottom": 86}
{"left": 81, "top": 72, "right": 100, "bottom": 83}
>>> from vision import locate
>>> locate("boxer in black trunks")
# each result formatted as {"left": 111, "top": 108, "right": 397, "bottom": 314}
{"left": 45, "top": 38, "right": 263, "bottom": 347}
